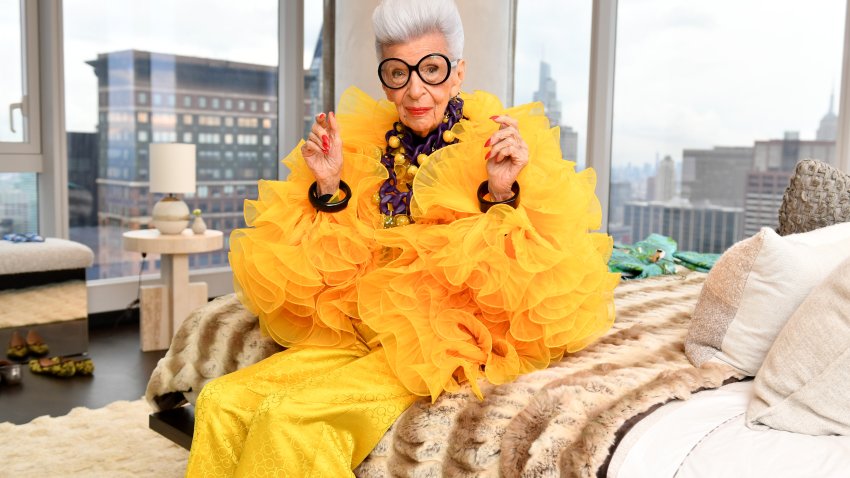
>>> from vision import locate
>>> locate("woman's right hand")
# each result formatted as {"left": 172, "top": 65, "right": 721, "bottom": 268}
{"left": 301, "top": 111, "right": 343, "bottom": 196}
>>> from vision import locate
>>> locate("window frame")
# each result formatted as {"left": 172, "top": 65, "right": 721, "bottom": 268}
{"left": 20, "top": 0, "right": 850, "bottom": 313}
{"left": 0, "top": 0, "right": 43, "bottom": 170}
{"left": 41, "top": 0, "right": 306, "bottom": 313}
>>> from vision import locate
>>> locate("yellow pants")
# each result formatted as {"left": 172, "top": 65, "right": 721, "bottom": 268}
{"left": 185, "top": 343, "right": 417, "bottom": 477}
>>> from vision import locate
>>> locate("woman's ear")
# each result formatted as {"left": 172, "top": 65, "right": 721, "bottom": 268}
{"left": 451, "top": 59, "right": 466, "bottom": 96}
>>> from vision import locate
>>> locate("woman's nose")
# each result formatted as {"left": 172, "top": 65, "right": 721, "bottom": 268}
{"left": 406, "top": 73, "right": 426, "bottom": 99}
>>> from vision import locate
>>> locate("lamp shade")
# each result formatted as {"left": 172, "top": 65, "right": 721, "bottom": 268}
{"left": 149, "top": 143, "right": 196, "bottom": 194}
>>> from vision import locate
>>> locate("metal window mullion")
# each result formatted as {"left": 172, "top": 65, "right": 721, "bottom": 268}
{"left": 278, "top": 0, "right": 304, "bottom": 180}
{"left": 835, "top": 0, "right": 850, "bottom": 173}
{"left": 0, "top": 0, "right": 42, "bottom": 159}
{"left": 585, "top": 0, "right": 618, "bottom": 233}
{"left": 36, "top": 0, "right": 69, "bottom": 238}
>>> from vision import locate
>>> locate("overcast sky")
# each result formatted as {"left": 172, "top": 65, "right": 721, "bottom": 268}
{"left": 5, "top": 1, "right": 846, "bottom": 169}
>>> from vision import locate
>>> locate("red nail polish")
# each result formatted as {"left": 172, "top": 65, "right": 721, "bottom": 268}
{"left": 484, "top": 138, "right": 491, "bottom": 147}
{"left": 490, "top": 115, "right": 499, "bottom": 121}
{"left": 318, "top": 113, "right": 326, "bottom": 120}
{"left": 485, "top": 151, "right": 491, "bottom": 160}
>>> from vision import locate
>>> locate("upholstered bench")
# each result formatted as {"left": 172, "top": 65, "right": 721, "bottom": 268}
{"left": 0, "top": 238, "right": 94, "bottom": 358}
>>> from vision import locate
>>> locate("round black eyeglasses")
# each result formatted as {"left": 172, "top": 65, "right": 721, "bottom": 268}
{"left": 378, "top": 53, "right": 459, "bottom": 90}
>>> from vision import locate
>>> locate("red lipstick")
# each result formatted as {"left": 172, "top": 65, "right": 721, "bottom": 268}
{"left": 406, "top": 107, "right": 431, "bottom": 117}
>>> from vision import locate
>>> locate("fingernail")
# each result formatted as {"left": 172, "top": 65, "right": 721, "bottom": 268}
{"left": 485, "top": 151, "right": 491, "bottom": 160}
{"left": 490, "top": 115, "right": 499, "bottom": 121}
{"left": 317, "top": 113, "right": 325, "bottom": 121}
{"left": 484, "top": 138, "right": 491, "bottom": 147}
{"left": 322, "top": 134, "right": 329, "bottom": 147}
{"left": 330, "top": 111, "right": 335, "bottom": 120}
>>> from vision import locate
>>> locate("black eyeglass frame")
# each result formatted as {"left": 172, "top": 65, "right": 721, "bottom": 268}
{"left": 377, "top": 53, "right": 460, "bottom": 90}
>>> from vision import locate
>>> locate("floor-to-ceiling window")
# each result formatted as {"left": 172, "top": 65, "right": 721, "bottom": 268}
{"left": 514, "top": 0, "right": 592, "bottom": 170}
{"left": 63, "top": 0, "right": 323, "bottom": 281}
{"left": 1, "top": 0, "right": 41, "bottom": 236}
{"left": 609, "top": 0, "right": 845, "bottom": 251}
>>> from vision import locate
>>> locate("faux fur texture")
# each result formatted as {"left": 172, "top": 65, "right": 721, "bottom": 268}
{"left": 145, "top": 294, "right": 283, "bottom": 411}
{"left": 146, "top": 271, "right": 741, "bottom": 476}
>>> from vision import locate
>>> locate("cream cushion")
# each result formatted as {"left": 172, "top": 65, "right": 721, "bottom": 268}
{"left": 746, "top": 256, "right": 850, "bottom": 435}
{"left": 685, "top": 221, "right": 850, "bottom": 375}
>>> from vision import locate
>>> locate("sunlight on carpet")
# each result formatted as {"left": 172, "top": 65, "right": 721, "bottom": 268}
{"left": 0, "top": 399, "right": 188, "bottom": 477}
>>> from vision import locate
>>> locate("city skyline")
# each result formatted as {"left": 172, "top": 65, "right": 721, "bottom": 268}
{"left": 55, "top": 0, "right": 845, "bottom": 167}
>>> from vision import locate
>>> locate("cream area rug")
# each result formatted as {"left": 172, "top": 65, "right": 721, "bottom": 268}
{"left": 0, "top": 399, "right": 188, "bottom": 477}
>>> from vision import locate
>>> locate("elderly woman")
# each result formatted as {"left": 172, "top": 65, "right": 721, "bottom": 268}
{"left": 186, "top": 0, "right": 618, "bottom": 476}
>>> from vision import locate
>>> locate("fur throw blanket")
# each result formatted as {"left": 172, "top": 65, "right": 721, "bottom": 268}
{"left": 146, "top": 271, "right": 741, "bottom": 477}
{"left": 145, "top": 294, "right": 283, "bottom": 411}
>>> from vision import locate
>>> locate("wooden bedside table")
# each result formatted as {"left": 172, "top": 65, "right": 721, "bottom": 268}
{"left": 123, "top": 229, "right": 224, "bottom": 351}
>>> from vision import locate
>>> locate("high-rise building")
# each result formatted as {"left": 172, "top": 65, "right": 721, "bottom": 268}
{"left": 817, "top": 91, "right": 838, "bottom": 141}
{"left": 68, "top": 132, "right": 99, "bottom": 228}
{"left": 532, "top": 60, "right": 578, "bottom": 162}
{"left": 83, "top": 49, "right": 284, "bottom": 277}
{"left": 623, "top": 200, "right": 743, "bottom": 254}
{"left": 655, "top": 155, "right": 676, "bottom": 202}
{"left": 0, "top": 174, "right": 38, "bottom": 235}
{"left": 304, "top": 34, "right": 324, "bottom": 139}
{"left": 743, "top": 171, "right": 792, "bottom": 237}
{"left": 752, "top": 132, "right": 835, "bottom": 172}
{"left": 681, "top": 146, "right": 753, "bottom": 208}
{"left": 609, "top": 181, "right": 633, "bottom": 224}
{"left": 743, "top": 131, "right": 836, "bottom": 239}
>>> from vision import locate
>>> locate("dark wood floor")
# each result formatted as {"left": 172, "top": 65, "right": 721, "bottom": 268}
{"left": 0, "top": 311, "right": 166, "bottom": 425}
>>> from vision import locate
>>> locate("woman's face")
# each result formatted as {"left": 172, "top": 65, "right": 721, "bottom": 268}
{"left": 380, "top": 31, "right": 465, "bottom": 137}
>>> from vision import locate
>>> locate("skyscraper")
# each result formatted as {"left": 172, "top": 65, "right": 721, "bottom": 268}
{"left": 817, "top": 91, "right": 838, "bottom": 141}
{"left": 681, "top": 146, "right": 753, "bottom": 208}
{"left": 532, "top": 61, "right": 578, "bottom": 162}
{"left": 655, "top": 155, "right": 676, "bottom": 202}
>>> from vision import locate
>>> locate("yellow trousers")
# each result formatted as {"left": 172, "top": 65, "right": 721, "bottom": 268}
{"left": 185, "top": 343, "right": 417, "bottom": 477}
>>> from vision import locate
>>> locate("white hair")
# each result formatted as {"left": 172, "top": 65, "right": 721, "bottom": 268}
{"left": 372, "top": 0, "right": 464, "bottom": 60}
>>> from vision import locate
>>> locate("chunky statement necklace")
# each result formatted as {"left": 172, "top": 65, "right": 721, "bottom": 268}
{"left": 374, "top": 96, "right": 464, "bottom": 228}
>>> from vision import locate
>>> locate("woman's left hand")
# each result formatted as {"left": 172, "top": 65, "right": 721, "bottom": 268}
{"left": 485, "top": 115, "right": 529, "bottom": 200}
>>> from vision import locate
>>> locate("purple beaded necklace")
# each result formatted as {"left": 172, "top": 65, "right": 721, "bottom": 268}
{"left": 378, "top": 96, "right": 464, "bottom": 225}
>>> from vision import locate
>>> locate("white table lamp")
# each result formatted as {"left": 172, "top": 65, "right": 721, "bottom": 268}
{"left": 149, "top": 143, "right": 196, "bottom": 235}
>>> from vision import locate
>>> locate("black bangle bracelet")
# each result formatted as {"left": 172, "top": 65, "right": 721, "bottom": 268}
{"left": 308, "top": 180, "right": 352, "bottom": 213}
{"left": 477, "top": 181, "right": 520, "bottom": 213}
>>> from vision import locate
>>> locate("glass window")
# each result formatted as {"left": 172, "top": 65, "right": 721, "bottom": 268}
{"left": 0, "top": 173, "right": 38, "bottom": 234}
{"left": 138, "top": 92, "right": 147, "bottom": 104}
{"left": 514, "top": 0, "right": 592, "bottom": 169}
{"left": 225, "top": 98, "right": 232, "bottom": 110}
{"left": 609, "top": 1, "right": 845, "bottom": 252}
{"left": 63, "top": 0, "right": 286, "bottom": 280}
{"left": 0, "top": 2, "right": 25, "bottom": 144}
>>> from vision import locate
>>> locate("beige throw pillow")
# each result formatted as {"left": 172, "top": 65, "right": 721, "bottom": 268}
{"left": 685, "top": 221, "right": 850, "bottom": 375}
{"left": 746, "top": 256, "right": 850, "bottom": 435}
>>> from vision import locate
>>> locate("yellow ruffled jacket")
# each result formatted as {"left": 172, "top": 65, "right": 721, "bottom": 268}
{"left": 230, "top": 87, "right": 619, "bottom": 401}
